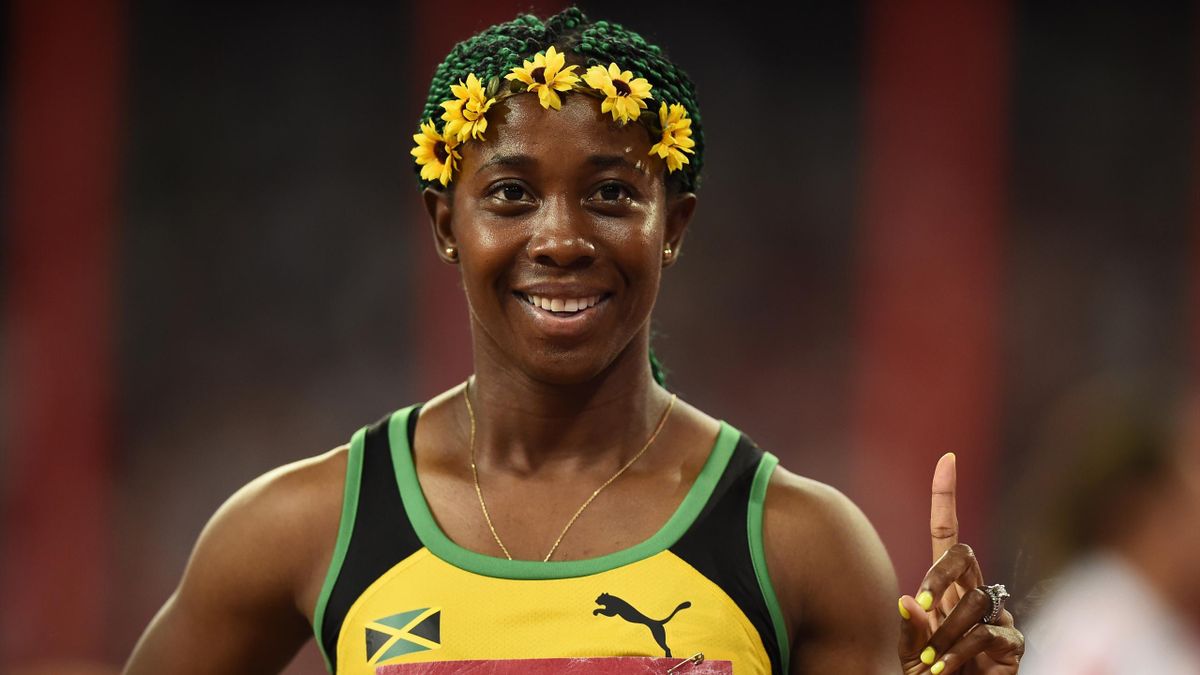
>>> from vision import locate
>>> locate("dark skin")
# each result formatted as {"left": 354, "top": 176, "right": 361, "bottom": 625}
{"left": 124, "top": 93, "right": 1022, "bottom": 674}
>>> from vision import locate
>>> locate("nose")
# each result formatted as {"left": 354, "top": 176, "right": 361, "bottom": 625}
{"left": 526, "top": 201, "right": 596, "bottom": 269}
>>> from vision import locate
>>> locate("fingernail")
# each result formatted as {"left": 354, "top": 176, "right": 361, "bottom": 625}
{"left": 898, "top": 597, "right": 911, "bottom": 620}
{"left": 920, "top": 646, "right": 937, "bottom": 666}
{"left": 916, "top": 590, "right": 934, "bottom": 611}
{"left": 931, "top": 660, "right": 945, "bottom": 675}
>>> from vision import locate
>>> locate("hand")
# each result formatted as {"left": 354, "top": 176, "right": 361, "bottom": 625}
{"left": 897, "top": 453, "right": 1024, "bottom": 674}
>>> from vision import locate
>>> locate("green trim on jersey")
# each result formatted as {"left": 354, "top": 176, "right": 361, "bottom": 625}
{"left": 387, "top": 404, "right": 742, "bottom": 580}
{"left": 313, "top": 425, "right": 368, "bottom": 673}
{"left": 748, "top": 452, "right": 789, "bottom": 673}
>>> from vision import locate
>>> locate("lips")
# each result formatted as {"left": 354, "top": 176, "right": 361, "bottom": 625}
{"left": 518, "top": 292, "right": 603, "bottom": 314}
{"left": 512, "top": 288, "right": 612, "bottom": 338}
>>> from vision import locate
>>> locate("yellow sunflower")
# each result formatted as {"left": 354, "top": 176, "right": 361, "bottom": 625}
{"left": 648, "top": 102, "right": 695, "bottom": 173}
{"left": 440, "top": 73, "right": 496, "bottom": 143}
{"left": 411, "top": 119, "right": 462, "bottom": 187}
{"left": 583, "top": 63, "right": 653, "bottom": 124}
{"left": 504, "top": 45, "right": 581, "bottom": 110}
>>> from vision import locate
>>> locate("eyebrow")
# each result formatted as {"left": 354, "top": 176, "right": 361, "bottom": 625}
{"left": 586, "top": 154, "right": 648, "bottom": 174}
{"left": 478, "top": 154, "right": 535, "bottom": 171}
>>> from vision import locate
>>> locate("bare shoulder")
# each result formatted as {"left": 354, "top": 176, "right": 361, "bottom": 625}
{"left": 124, "top": 446, "right": 349, "bottom": 674}
{"left": 222, "top": 445, "right": 349, "bottom": 548}
{"left": 761, "top": 466, "right": 899, "bottom": 671}
{"left": 195, "top": 445, "right": 349, "bottom": 613}
{"left": 762, "top": 467, "right": 895, "bottom": 584}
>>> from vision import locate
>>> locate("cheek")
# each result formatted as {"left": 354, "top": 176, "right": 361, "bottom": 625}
{"left": 452, "top": 202, "right": 523, "bottom": 258}
{"left": 604, "top": 202, "right": 666, "bottom": 254}
{"left": 631, "top": 208, "right": 668, "bottom": 270}
{"left": 464, "top": 224, "right": 507, "bottom": 252}
{"left": 597, "top": 226, "right": 660, "bottom": 285}
{"left": 454, "top": 231, "right": 521, "bottom": 303}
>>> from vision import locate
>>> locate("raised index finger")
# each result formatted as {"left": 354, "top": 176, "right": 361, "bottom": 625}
{"left": 931, "top": 452, "right": 958, "bottom": 563}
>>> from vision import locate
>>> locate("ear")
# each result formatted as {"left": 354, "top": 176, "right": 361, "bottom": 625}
{"left": 423, "top": 187, "right": 458, "bottom": 263}
{"left": 662, "top": 191, "right": 697, "bottom": 268}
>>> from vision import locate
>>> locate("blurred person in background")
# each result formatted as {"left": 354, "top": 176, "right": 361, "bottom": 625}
{"left": 1016, "top": 375, "right": 1200, "bottom": 673}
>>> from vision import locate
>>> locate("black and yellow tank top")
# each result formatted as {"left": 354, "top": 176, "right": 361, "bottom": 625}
{"left": 312, "top": 405, "right": 789, "bottom": 674}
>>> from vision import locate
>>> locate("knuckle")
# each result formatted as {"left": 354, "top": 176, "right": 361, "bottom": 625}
{"left": 968, "top": 587, "right": 989, "bottom": 607}
{"left": 950, "top": 542, "right": 975, "bottom": 559}
{"left": 930, "top": 527, "right": 957, "bottom": 540}
{"left": 970, "top": 624, "right": 1002, "bottom": 648}
{"left": 985, "top": 624, "right": 1023, "bottom": 654}
{"left": 966, "top": 588, "right": 992, "bottom": 618}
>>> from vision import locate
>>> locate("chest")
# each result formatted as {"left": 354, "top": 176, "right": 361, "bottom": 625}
{"left": 417, "top": 465, "right": 695, "bottom": 562}
{"left": 335, "top": 549, "right": 769, "bottom": 675}
{"left": 314, "top": 407, "right": 786, "bottom": 675}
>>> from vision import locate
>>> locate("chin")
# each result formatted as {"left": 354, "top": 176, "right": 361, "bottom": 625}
{"left": 519, "top": 345, "right": 621, "bottom": 387}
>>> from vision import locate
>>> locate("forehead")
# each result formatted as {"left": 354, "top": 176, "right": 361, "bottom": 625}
{"left": 459, "top": 94, "right": 658, "bottom": 174}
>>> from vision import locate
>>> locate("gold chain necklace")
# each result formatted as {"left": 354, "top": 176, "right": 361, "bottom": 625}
{"left": 463, "top": 381, "right": 677, "bottom": 562}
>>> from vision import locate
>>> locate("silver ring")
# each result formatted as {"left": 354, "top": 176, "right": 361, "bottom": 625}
{"left": 980, "top": 583, "right": 1010, "bottom": 624}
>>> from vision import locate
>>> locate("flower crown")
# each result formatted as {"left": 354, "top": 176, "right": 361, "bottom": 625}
{"left": 412, "top": 46, "right": 696, "bottom": 187}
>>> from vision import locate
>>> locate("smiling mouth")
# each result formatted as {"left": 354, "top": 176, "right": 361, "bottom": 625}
{"left": 516, "top": 292, "right": 609, "bottom": 315}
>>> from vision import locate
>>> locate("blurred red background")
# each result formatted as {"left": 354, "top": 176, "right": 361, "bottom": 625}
{"left": 3, "top": 0, "right": 1197, "bottom": 672}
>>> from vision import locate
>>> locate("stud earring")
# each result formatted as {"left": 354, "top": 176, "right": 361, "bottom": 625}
{"left": 444, "top": 246, "right": 458, "bottom": 261}
{"left": 662, "top": 244, "right": 674, "bottom": 262}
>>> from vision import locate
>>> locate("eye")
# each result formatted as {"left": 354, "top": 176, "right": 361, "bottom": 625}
{"left": 499, "top": 184, "right": 527, "bottom": 201}
{"left": 487, "top": 181, "right": 533, "bottom": 203}
{"left": 482, "top": 180, "right": 535, "bottom": 204}
{"left": 591, "top": 182, "right": 632, "bottom": 203}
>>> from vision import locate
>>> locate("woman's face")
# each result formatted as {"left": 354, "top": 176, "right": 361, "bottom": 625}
{"left": 425, "top": 93, "right": 696, "bottom": 385}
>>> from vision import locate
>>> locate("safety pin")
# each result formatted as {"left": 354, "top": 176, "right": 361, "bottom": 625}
{"left": 666, "top": 652, "right": 704, "bottom": 673}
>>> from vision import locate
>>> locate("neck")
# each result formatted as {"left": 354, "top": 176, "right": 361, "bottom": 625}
{"left": 465, "top": 337, "right": 671, "bottom": 474}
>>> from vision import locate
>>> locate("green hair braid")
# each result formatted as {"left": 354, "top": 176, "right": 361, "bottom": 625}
{"left": 649, "top": 347, "right": 667, "bottom": 386}
{"left": 415, "top": 6, "right": 704, "bottom": 193}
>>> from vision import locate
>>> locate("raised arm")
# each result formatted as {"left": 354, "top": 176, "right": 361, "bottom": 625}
{"left": 764, "top": 454, "right": 1025, "bottom": 675}
{"left": 124, "top": 449, "right": 345, "bottom": 675}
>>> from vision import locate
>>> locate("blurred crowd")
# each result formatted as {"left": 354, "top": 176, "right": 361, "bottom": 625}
{"left": 4, "top": 1, "right": 1200, "bottom": 673}
{"left": 1016, "top": 376, "right": 1200, "bottom": 672}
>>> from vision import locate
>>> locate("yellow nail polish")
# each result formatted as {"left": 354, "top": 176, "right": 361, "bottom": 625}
{"left": 898, "top": 597, "right": 911, "bottom": 620}
{"left": 917, "top": 590, "right": 934, "bottom": 611}
{"left": 920, "top": 646, "right": 937, "bottom": 666}
{"left": 931, "top": 660, "right": 945, "bottom": 675}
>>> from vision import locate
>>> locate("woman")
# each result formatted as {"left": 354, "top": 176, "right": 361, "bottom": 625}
{"left": 125, "top": 8, "right": 1023, "bottom": 674}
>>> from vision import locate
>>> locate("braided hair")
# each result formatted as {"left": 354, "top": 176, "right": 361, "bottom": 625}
{"left": 416, "top": 7, "right": 704, "bottom": 193}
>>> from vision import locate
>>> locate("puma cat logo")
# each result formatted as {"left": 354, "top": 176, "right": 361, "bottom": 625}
{"left": 593, "top": 592, "right": 692, "bottom": 657}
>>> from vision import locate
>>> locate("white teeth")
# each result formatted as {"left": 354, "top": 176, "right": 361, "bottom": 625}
{"left": 523, "top": 293, "right": 602, "bottom": 313}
